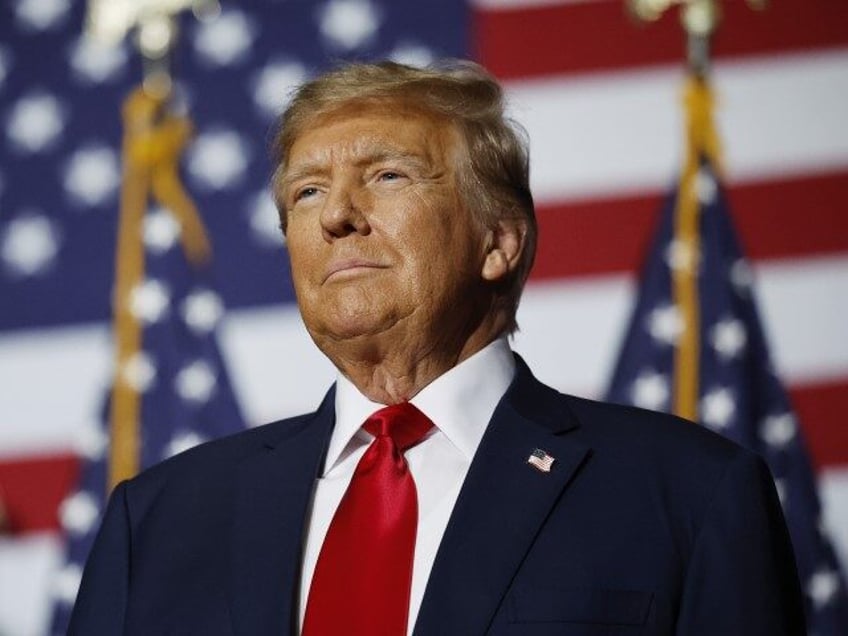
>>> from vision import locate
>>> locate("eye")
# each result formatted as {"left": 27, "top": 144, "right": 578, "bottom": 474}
{"left": 377, "top": 170, "right": 407, "bottom": 183}
{"left": 294, "top": 186, "right": 319, "bottom": 202}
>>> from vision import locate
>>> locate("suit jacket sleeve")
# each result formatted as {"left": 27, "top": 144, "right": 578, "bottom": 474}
{"left": 67, "top": 480, "right": 131, "bottom": 635}
{"left": 675, "top": 450, "right": 806, "bottom": 635}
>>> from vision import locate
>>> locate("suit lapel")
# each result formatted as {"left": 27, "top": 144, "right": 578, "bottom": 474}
{"left": 228, "top": 389, "right": 335, "bottom": 636}
{"left": 414, "top": 360, "right": 591, "bottom": 635}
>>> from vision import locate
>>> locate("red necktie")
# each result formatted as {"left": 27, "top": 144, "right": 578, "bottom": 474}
{"left": 303, "top": 402, "right": 434, "bottom": 635}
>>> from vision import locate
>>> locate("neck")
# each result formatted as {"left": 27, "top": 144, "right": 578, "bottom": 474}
{"left": 318, "top": 314, "right": 507, "bottom": 404}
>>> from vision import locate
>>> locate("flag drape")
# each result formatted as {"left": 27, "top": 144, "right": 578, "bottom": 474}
{"left": 49, "top": 88, "right": 247, "bottom": 634}
{"left": 606, "top": 76, "right": 848, "bottom": 634}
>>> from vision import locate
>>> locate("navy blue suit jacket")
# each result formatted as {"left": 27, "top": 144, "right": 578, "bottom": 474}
{"left": 69, "top": 358, "right": 805, "bottom": 634}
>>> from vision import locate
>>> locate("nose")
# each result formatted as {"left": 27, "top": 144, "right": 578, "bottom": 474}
{"left": 320, "top": 181, "right": 371, "bottom": 241}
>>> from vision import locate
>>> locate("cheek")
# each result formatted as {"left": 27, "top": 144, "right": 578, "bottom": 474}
{"left": 391, "top": 193, "right": 466, "bottom": 251}
{"left": 286, "top": 237, "right": 322, "bottom": 293}
{"left": 402, "top": 233, "right": 477, "bottom": 301}
{"left": 410, "top": 212, "right": 478, "bottom": 271}
{"left": 286, "top": 243, "right": 307, "bottom": 279}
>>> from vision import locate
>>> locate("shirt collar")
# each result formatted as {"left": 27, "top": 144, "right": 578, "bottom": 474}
{"left": 327, "top": 337, "right": 515, "bottom": 475}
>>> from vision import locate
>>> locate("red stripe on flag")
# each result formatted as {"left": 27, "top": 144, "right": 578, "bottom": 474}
{"left": 531, "top": 170, "right": 848, "bottom": 280}
{"left": 729, "top": 173, "right": 848, "bottom": 261}
{"left": 792, "top": 379, "right": 848, "bottom": 472}
{"left": 0, "top": 377, "right": 847, "bottom": 537}
{"left": 475, "top": 0, "right": 848, "bottom": 80}
{"left": 0, "top": 453, "right": 79, "bottom": 533}
{"left": 534, "top": 194, "right": 658, "bottom": 280}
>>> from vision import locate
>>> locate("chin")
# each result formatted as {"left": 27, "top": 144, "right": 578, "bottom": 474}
{"left": 315, "top": 286, "right": 404, "bottom": 331}
{"left": 308, "top": 305, "right": 396, "bottom": 343}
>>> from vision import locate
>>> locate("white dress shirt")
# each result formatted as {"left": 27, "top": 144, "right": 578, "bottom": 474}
{"left": 298, "top": 337, "right": 516, "bottom": 635}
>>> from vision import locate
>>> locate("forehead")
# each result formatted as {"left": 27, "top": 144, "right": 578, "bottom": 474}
{"left": 285, "top": 101, "right": 462, "bottom": 169}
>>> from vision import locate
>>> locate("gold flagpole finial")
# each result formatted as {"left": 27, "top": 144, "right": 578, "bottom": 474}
{"left": 627, "top": 0, "right": 767, "bottom": 76}
{"left": 85, "top": 0, "right": 221, "bottom": 97}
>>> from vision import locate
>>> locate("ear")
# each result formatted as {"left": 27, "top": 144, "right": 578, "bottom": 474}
{"left": 481, "top": 218, "right": 527, "bottom": 283}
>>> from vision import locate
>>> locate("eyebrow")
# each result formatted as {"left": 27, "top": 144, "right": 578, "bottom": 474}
{"left": 280, "top": 147, "right": 432, "bottom": 192}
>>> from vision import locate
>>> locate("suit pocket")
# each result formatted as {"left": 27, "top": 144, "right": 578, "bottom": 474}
{"left": 508, "top": 586, "right": 654, "bottom": 626}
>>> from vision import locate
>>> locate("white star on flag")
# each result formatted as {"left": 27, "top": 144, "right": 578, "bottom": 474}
{"left": 249, "top": 191, "right": 285, "bottom": 246}
{"left": 647, "top": 303, "right": 683, "bottom": 345}
{"left": 143, "top": 208, "right": 181, "bottom": 254}
{"left": 389, "top": 42, "right": 436, "bottom": 67}
{"left": 187, "top": 129, "right": 250, "bottom": 190}
{"left": 15, "top": 0, "right": 70, "bottom": 31}
{"left": 664, "top": 238, "right": 698, "bottom": 273}
{"left": 69, "top": 35, "right": 128, "bottom": 84}
{"left": 319, "top": 0, "right": 381, "bottom": 50}
{"left": 129, "top": 279, "right": 171, "bottom": 324}
{"left": 193, "top": 10, "right": 255, "bottom": 67}
{"left": 251, "top": 60, "right": 308, "bottom": 118}
{"left": 63, "top": 145, "right": 121, "bottom": 207}
{"left": 631, "top": 370, "right": 670, "bottom": 411}
{"left": 59, "top": 492, "right": 100, "bottom": 535}
{"left": 730, "top": 259, "right": 754, "bottom": 295}
{"left": 761, "top": 413, "right": 798, "bottom": 448}
{"left": 6, "top": 92, "right": 65, "bottom": 153}
{"left": 710, "top": 317, "right": 747, "bottom": 360}
{"left": 175, "top": 359, "right": 217, "bottom": 403}
{"left": 120, "top": 351, "right": 157, "bottom": 392}
{"left": 1, "top": 212, "right": 61, "bottom": 276}
{"left": 809, "top": 568, "right": 841, "bottom": 609}
{"left": 181, "top": 288, "right": 224, "bottom": 334}
{"left": 700, "top": 387, "right": 736, "bottom": 429}
{"left": 164, "top": 431, "right": 208, "bottom": 459}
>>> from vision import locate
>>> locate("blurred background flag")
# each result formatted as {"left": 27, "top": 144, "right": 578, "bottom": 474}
{"left": 605, "top": 5, "right": 848, "bottom": 628}
{"left": 1, "top": 0, "right": 846, "bottom": 633}
{"left": 605, "top": 114, "right": 848, "bottom": 635}
{"left": 46, "top": 6, "right": 249, "bottom": 628}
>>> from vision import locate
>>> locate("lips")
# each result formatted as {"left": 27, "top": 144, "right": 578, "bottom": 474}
{"left": 322, "top": 258, "right": 388, "bottom": 283}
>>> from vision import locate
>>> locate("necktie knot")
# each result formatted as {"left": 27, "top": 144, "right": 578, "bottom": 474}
{"left": 363, "top": 402, "right": 433, "bottom": 452}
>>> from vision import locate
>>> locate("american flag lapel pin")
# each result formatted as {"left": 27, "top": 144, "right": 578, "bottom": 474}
{"left": 527, "top": 448, "right": 555, "bottom": 473}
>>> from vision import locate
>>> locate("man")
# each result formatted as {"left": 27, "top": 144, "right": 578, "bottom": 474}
{"left": 70, "top": 61, "right": 805, "bottom": 635}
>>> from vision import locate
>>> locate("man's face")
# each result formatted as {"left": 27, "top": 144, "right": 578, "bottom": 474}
{"left": 280, "top": 103, "right": 492, "bottom": 351}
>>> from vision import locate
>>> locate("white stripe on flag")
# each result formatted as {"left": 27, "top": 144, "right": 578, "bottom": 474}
{"left": 506, "top": 48, "right": 848, "bottom": 203}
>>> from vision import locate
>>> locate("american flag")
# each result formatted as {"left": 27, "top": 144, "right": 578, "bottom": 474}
{"left": 48, "top": 239, "right": 248, "bottom": 632}
{"left": 0, "top": 1, "right": 846, "bottom": 633}
{"left": 605, "top": 156, "right": 848, "bottom": 633}
{"left": 527, "top": 448, "right": 556, "bottom": 473}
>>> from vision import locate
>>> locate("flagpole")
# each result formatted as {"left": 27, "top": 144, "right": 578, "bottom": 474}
{"left": 625, "top": 0, "right": 764, "bottom": 420}
{"left": 671, "top": 2, "right": 718, "bottom": 420}
{"left": 85, "top": 0, "right": 218, "bottom": 490}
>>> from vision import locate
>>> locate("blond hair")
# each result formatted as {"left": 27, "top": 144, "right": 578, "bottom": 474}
{"left": 271, "top": 60, "right": 536, "bottom": 333}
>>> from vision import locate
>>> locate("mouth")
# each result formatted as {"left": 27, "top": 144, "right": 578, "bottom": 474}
{"left": 322, "top": 259, "right": 388, "bottom": 283}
